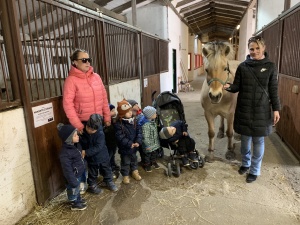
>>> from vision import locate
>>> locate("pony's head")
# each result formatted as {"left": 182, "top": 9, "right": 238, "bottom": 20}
{"left": 203, "top": 42, "right": 234, "bottom": 104}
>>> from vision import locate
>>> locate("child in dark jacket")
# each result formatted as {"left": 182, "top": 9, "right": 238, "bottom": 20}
{"left": 114, "top": 99, "right": 143, "bottom": 184}
{"left": 127, "top": 99, "right": 145, "bottom": 165}
{"left": 159, "top": 120, "right": 197, "bottom": 166}
{"left": 57, "top": 123, "right": 87, "bottom": 211}
{"left": 138, "top": 106, "right": 161, "bottom": 172}
{"left": 104, "top": 104, "right": 120, "bottom": 178}
{"left": 80, "top": 114, "right": 118, "bottom": 194}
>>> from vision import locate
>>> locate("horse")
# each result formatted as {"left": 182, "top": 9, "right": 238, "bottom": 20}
{"left": 200, "top": 41, "right": 240, "bottom": 162}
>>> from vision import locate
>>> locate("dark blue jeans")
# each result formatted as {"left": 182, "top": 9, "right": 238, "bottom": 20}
{"left": 144, "top": 149, "right": 158, "bottom": 166}
{"left": 120, "top": 153, "right": 138, "bottom": 176}
{"left": 107, "top": 145, "right": 119, "bottom": 171}
{"left": 87, "top": 160, "right": 113, "bottom": 186}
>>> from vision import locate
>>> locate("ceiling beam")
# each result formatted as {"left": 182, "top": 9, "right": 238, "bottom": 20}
{"left": 176, "top": 0, "right": 207, "bottom": 8}
{"left": 184, "top": 6, "right": 244, "bottom": 18}
{"left": 186, "top": 11, "right": 240, "bottom": 24}
{"left": 67, "top": 0, "right": 126, "bottom": 22}
{"left": 200, "top": 25, "right": 233, "bottom": 34}
{"left": 111, "top": 0, "right": 145, "bottom": 13}
{"left": 94, "top": 0, "right": 113, "bottom": 7}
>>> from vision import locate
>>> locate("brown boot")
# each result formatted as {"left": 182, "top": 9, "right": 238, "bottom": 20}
{"left": 122, "top": 176, "right": 130, "bottom": 184}
{"left": 132, "top": 170, "right": 142, "bottom": 181}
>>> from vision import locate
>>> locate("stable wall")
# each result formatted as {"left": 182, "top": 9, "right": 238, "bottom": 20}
{"left": 109, "top": 79, "right": 141, "bottom": 108}
{"left": 125, "top": 2, "right": 168, "bottom": 39}
{"left": 188, "top": 34, "right": 203, "bottom": 81}
{"left": 0, "top": 109, "right": 36, "bottom": 225}
{"left": 166, "top": 7, "right": 189, "bottom": 93}
{"left": 238, "top": 2, "right": 256, "bottom": 61}
{"left": 256, "top": 0, "right": 284, "bottom": 31}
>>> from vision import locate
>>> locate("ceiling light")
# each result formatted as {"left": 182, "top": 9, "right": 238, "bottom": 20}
{"left": 236, "top": 25, "right": 240, "bottom": 30}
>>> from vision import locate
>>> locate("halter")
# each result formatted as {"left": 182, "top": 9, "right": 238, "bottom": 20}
{"left": 207, "top": 61, "right": 231, "bottom": 86}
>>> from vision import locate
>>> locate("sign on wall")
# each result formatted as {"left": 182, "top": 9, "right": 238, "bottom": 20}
{"left": 144, "top": 78, "right": 148, "bottom": 87}
{"left": 32, "top": 103, "right": 54, "bottom": 128}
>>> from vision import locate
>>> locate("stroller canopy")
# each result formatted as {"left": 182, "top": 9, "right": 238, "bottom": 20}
{"left": 152, "top": 91, "right": 186, "bottom": 127}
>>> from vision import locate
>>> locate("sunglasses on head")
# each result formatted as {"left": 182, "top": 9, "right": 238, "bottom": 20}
{"left": 248, "top": 36, "right": 262, "bottom": 43}
{"left": 76, "top": 58, "right": 92, "bottom": 63}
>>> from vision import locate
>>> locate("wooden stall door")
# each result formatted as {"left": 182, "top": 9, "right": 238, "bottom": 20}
{"left": 31, "top": 97, "right": 69, "bottom": 204}
{"left": 142, "top": 74, "right": 161, "bottom": 108}
{"left": 277, "top": 76, "right": 300, "bottom": 159}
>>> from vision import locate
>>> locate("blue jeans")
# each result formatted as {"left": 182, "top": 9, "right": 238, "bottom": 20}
{"left": 66, "top": 171, "right": 85, "bottom": 202}
{"left": 240, "top": 135, "right": 265, "bottom": 175}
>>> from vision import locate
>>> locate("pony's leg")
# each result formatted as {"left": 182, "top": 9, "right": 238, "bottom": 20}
{"left": 225, "top": 113, "right": 236, "bottom": 160}
{"left": 204, "top": 111, "right": 215, "bottom": 162}
{"left": 217, "top": 116, "right": 225, "bottom": 138}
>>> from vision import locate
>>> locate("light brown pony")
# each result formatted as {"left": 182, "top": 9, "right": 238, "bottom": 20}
{"left": 200, "top": 42, "right": 240, "bottom": 162}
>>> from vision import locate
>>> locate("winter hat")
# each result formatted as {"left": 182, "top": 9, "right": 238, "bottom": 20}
{"left": 127, "top": 99, "right": 138, "bottom": 107}
{"left": 57, "top": 123, "right": 77, "bottom": 143}
{"left": 159, "top": 127, "right": 173, "bottom": 139}
{"left": 143, "top": 106, "right": 156, "bottom": 119}
{"left": 86, "top": 114, "right": 103, "bottom": 130}
{"left": 109, "top": 104, "right": 115, "bottom": 111}
{"left": 117, "top": 99, "right": 132, "bottom": 118}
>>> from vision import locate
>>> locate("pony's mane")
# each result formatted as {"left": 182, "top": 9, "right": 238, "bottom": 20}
{"left": 203, "top": 41, "right": 235, "bottom": 60}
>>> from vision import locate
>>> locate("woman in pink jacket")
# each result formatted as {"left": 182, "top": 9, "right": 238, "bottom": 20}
{"left": 63, "top": 49, "right": 111, "bottom": 132}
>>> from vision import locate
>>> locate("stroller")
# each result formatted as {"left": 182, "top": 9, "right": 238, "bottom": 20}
{"left": 152, "top": 91, "right": 205, "bottom": 177}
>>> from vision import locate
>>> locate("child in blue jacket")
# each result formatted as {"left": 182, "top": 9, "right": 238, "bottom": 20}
{"left": 159, "top": 120, "right": 197, "bottom": 166}
{"left": 114, "top": 99, "right": 142, "bottom": 184}
{"left": 80, "top": 114, "right": 118, "bottom": 194}
{"left": 57, "top": 123, "right": 87, "bottom": 211}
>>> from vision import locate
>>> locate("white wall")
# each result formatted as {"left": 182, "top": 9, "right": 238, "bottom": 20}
{"left": 238, "top": 6, "right": 256, "bottom": 61}
{"left": 109, "top": 79, "right": 141, "bottom": 107}
{"left": 164, "top": 7, "right": 189, "bottom": 93}
{"left": 256, "top": 0, "right": 284, "bottom": 31}
{"left": 126, "top": 2, "right": 168, "bottom": 39}
{"left": 188, "top": 35, "right": 203, "bottom": 81}
{"left": 0, "top": 109, "right": 36, "bottom": 225}
{"left": 291, "top": 0, "right": 300, "bottom": 7}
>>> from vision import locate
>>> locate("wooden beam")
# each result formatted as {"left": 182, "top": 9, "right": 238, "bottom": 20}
{"left": 94, "top": 0, "right": 113, "bottom": 7}
{"left": 184, "top": 6, "right": 244, "bottom": 18}
{"left": 67, "top": 0, "right": 126, "bottom": 22}
{"left": 111, "top": 0, "right": 145, "bottom": 14}
{"left": 176, "top": 0, "right": 206, "bottom": 8}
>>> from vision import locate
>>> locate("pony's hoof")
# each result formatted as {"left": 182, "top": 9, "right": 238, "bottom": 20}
{"left": 225, "top": 151, "right": 236, "bottom": 160}
{"left": 217, "top": 131, "right": 225, "bottom": 139}
{"left": 205, "top": 155, "right": 214, "bottom": 163}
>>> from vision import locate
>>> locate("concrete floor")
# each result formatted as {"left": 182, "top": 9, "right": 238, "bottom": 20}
{"left": 17, "top": 75, "right": 300, "bottom": 225}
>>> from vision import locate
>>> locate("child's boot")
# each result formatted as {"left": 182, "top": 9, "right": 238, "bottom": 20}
{"left": 123, "top": 176, "right": 130, "bottom": 184}
{"left": 132, "top": 170, "right": 142, "bottom": 181}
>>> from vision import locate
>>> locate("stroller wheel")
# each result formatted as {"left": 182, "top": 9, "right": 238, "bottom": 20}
{"left": 190, "top": 161, "right": 199, "bottom": 169}
{"left": 198, "top": 155, "right": 205, "bottom": 168}
{"left": 167, "top": 162, "right": 172, "bottom": 177}
{"left": 173, "top": 161, "right": 181, "bottom": 177}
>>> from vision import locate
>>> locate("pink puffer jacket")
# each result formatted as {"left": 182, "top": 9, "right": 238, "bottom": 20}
{"left": 63, "top": 66, "right": 110, "bottom": 131}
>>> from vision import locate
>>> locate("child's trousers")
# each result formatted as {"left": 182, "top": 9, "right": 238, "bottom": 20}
{"left": 144, "top": 149, "right": 158, "bottom": 166}
{"left": 120, "top": 153, "right": 138, "bottom": 176}
{"left": 177, "top": 136, "right": 195, "bottom": 155}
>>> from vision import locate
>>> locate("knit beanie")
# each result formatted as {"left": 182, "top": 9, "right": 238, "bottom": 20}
{"left": 143, "top": 106, "right": 156, "bottom": 119}
{"left": 159, "top": 127, "right": 173, "bottom": 139}
{"left": 87, "top": 114, "right": 102, "bottom": 130}
{"left": 117, "top": 99, "right": 132, "bottom": 118}
{"left": 109, "top": 104, "right": 115, "bottom": 111}
{"left": 57, "top": 123, "right": 77, "bottom": 143}
{"left": 127, "top": 99, "right": 138, "bottom": 107}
